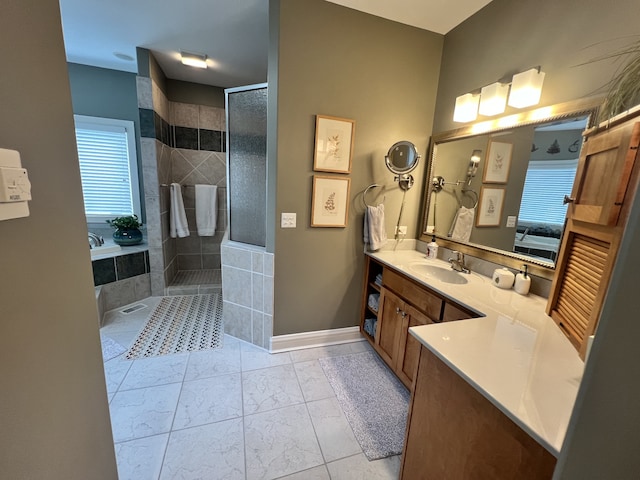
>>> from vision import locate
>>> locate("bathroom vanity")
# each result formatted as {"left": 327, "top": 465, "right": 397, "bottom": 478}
{"left": 360, "top": 249, "right": 584, "bottom": 479}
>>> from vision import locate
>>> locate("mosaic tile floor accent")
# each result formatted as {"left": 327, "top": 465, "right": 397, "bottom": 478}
{"left": 125, "top": 294, "right": 223, "bottom": 359}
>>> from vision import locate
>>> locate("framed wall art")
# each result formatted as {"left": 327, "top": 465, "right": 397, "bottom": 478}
{"left": 313, "top": 115, "right": 355, "bottom": 174}
{"left": 311, "top": 175, "right": 351, "bottom": 227}
{"left": 482, "top": 140, "right": 513, "bottom": 183}
{"left": 476, "top": 186, "right": 505, "bottom": 227}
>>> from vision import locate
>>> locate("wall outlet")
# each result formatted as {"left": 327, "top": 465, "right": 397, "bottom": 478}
{"left": 395, "top": 225, "right": 407, "bottom": 235}
{"left": 506, "top": 216, "right": 517, "bottom": 228}
{"left": 281, "top": 212, "right": 296, "bottom": 228}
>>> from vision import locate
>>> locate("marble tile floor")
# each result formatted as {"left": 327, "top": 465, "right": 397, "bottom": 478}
{"left": 101, "top": 296, "right": 402, "bottom": 480}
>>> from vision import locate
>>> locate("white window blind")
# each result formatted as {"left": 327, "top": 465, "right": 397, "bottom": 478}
{"left": 518, "top": 159, "right": 578, "bottom": 226}
{"left": 74, "top": 115, "right": 140, "bottom": 222}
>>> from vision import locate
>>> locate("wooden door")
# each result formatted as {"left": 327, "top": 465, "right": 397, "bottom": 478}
{"left": 396, "top": 305, "right": 433, "bottom": 388}
{"left": 568, "top": 121, "right": 640, "bottom": 226}
{"left": 375, "top": 288, "right": 404, "bottom": 367}
{"left": 548, "top": 118, "right": 640, "bottom": 356}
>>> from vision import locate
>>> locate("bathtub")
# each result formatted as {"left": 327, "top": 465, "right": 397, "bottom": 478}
{"left": 90, "top": 242, "right": 122, "bottom": 258}
{"left": 514, "top": 234, "right": 560, "bottom": 251}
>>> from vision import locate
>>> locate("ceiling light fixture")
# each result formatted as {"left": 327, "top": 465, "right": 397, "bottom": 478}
{"left": 180, "top": 51, "right": 207, "bottom": 69}
{"left": 508, "top": 67, "right": 546, "bottom": 108}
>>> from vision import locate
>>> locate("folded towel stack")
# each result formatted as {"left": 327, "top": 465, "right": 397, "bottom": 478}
{"left": 368, "top": 293, "right": 380, "bottom": 312}
{"left": 363, "top": 318, "right": 377, "bottom": 337}
{"left": 374, "top": 273, "right": 383, "bottom": 287}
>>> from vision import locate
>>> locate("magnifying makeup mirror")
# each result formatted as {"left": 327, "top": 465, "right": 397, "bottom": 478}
{"left": 385, "top": 141, "right": 421, "bottom": 190}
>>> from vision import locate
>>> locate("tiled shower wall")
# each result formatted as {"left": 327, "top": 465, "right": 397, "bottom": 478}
{"left": 221, "top": 239, "right": 274, "bottom": 350}
{"left": 136, "top": 72, "right": 226, "bottom": 295}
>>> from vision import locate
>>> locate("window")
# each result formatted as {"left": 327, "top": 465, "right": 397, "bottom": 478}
{"left": 74, "top": 115, "right": 140, "bottom": 223}
{"left": 518, "top": 159, "right": 579, "bottom": 226}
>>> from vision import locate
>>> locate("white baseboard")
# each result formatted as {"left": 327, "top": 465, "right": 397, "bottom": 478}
{"left": 270, "top": 326, "right": 364, "bottom": 353}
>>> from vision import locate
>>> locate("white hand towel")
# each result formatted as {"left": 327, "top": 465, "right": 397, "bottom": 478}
{"left": 364, "top": 204, "right": 387, "bottom": 251}
{"left": 195, "top": 184, "right": 218, "bottom": 236}
{"left": 451, "top": 206, "right": 475, "bottom": 243}
{"left": 170, "top": 183, "right": 190, "bottom": 238}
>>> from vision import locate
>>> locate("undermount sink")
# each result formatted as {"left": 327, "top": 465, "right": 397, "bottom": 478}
{"left": 409, "top": 263, "right": 469, "bottom": 285}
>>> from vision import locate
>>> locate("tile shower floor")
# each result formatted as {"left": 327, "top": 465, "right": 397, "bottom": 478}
{"left": 166, "top": 269, "right": 222, "bottom": 295}
{"left": 101, "top": 297, "right": 402, "bottom": 480}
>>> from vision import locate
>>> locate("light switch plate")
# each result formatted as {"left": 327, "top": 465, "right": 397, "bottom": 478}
{"left": 281, "top": 212, "right": 296, "bottom": 228}
{"left": 506, "top": 215, "right": 517, "bottom": 228}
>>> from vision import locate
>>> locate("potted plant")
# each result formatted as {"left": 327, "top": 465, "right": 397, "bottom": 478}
{"left": 106, "top": 214, "right": 143, "bottom": 246}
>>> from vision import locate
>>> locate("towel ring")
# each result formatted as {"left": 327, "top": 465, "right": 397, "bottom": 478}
{"left": 363, "top": 184, "right": 385, "bottom": 208}
{"left": 461, "top": 188, "right": 479, "bottom": 209}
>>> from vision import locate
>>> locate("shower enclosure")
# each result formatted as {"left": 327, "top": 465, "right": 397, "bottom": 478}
{"left": 221, "top": 83, "right": 273, "bottom": 349}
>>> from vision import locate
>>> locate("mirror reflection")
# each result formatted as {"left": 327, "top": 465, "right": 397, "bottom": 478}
{"left": 424, "top": 110, "right": 593, "bottom": 268}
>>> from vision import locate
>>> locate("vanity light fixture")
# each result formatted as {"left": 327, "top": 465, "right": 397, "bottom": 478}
{"left": 479, "top": 82, "right": 510, "bottom": 116}
{"left": 180, "top": 51, "right": 208, "bottom": 69}
{"left": 508, "top": 67, "right": 546, "bottom": 108}
{"left": 454, "top": 67, "right": 546, "bottom": 123}
{"left": 453, "top": 93, "right": 480, "bottom": 123}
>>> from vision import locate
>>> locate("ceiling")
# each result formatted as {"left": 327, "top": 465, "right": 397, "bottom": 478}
{"left": 59, "top": 0, "right": 492, "bottom": 88}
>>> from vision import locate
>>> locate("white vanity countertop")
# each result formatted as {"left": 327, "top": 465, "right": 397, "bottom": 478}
{"left": 367, "top": 249, "right": 585, "bottom": 456}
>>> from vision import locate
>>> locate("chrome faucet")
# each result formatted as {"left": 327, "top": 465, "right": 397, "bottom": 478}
{"left": 519, "top": 226, "right": 530, "bottom": 241}
{"left": 448, "top": 250, "right": 470, "bottom": 274}
{"left": 88, "top": 232, "right": 104, "bottom": 249}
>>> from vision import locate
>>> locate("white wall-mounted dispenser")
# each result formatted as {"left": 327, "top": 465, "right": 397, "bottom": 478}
{"left": 0, "top": 148, "right": 31, "bottom": 221}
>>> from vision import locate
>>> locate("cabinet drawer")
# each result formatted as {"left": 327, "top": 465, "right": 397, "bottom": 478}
{"left": 383, "top": 268, "right": 443, "bottom": 320}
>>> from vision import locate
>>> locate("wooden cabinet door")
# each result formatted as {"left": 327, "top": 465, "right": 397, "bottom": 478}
{"left": 396, "top": 305, "right": 433, "bottom": 388}
{"left": 375, "top": 288, "right": 404, "bottom": 367}
{"left": 400, "top": 347, "right": 556, "bottom": 479}
{"left": 569, "top": 121, "right": 640, "bottom": 226}
{"left": 548, "top": 119, "right": 640, "bottom": 357}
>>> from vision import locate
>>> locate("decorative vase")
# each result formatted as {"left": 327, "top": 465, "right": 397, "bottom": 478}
{"left": 112, "top": 227, "right": 143, "bottom": 246}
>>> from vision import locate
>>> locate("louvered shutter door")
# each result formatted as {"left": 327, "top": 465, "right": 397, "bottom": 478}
{"left": 552, "top": 234, "right": 609, "bottom": 347}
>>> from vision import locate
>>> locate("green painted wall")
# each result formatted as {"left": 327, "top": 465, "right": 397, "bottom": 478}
{"left": 0, "top": 0, "right": 118, "bottom": 478}
{"left": 270, "top": 0, "right": 443, "bottom": 335}
{"left": 433, "top": 0, "right": 640, "bottom": 132}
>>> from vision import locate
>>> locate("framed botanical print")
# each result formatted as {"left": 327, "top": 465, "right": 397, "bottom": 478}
{"left": 313, "top": 115, "right": 355, "bottom": 174}
{"left": 483, "top": 141, "right": 513, "bottom": 183}
{"left": 311, "top": 175, "right": 351, "bottom": 227}
{"left": 476, "top": 186, "right": 505, "bottom": 227}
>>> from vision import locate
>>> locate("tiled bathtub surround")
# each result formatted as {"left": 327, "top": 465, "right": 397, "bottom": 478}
{"left": 221, "top": 239, "right": 274, "bottom": 349}
{"left": 92, "top": 246, "right": 152, "bottom": 323}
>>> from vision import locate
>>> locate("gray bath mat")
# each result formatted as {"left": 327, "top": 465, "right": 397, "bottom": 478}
{"left": 101, "top": 335, "right": 126, "bottom": 362}
{"left": 319, "top": 351, "right": 410, "bottom": 460}
{"left": 125, "top": 294, "right": 223, "bottom": 359}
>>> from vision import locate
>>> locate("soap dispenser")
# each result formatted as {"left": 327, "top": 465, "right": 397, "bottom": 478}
{"left": 426, "top": 235, "right": 439, "bottom": 260}
{"left": 514, "top": 265, "right": 531, "bottom": 296}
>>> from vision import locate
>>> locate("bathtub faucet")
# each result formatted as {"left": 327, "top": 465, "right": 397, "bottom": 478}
{"left": 519, "top": 227, "right": 530, "bottom": 241}
{"left": 88, "top": 232, "right": 104, "bottom": 248}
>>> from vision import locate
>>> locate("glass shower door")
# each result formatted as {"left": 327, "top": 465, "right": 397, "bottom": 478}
{"left": 225, "top": 84, "right": 267, "bottom": 247}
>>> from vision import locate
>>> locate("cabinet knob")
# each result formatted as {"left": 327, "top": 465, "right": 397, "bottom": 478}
{"left": 401, "top": 311, "right": 406, "bottom": 317}
{"left": 396, "top": 307, "right": 401, "bottom": 314}
{"left": 563, "top": 195, "right": 575, "bottom": 205}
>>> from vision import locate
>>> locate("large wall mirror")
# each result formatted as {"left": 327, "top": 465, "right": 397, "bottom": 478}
{"left": 420, "top": 98, "right": 601, "bottom": 279}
